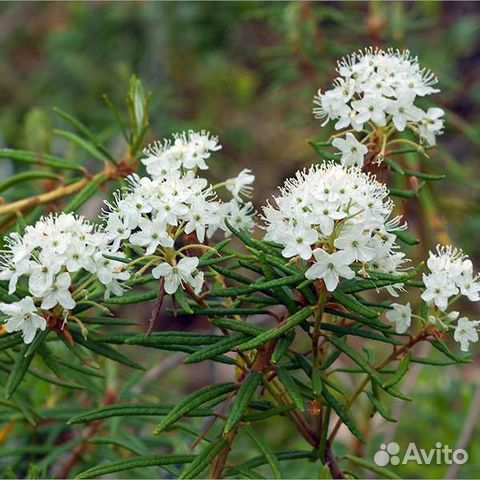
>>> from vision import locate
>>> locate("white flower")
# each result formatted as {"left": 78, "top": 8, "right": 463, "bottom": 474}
{"left": 332, "top": 133, "right": 368, "bottom": 168}
{"left": 351, "top": 95, "right": 387, "bottom": 127}
{"left": 263, "top": 163, "right": 407, "bottom": 283}
{"left": 421, "top": 245, "right": 479, "bottom": 310}
{"left": 28, "top": 253, "right": 62, "bottom": 297}
{"left": 129, "top": 217, "right": 173, "bottom": 255}
{"left": 152, "top": 256, "right": 200, "bottom": 295}
{"left": 386, "top": 92, "right": 423, "bottom": 131}
{"left": 454, "top": 317, "right": 479, "bottom": 352}
{"left": 141, "top": 130, "right": 221, "bottom": 175}
{"left": 386, "top": 303, "right": 412, "bottom": 334}
{"left": 305, "top": 248, "right": 355, "bottom": 292}
{"left": 0, "top": 297, "right": 46, "bottom": 344}
{"left": 40, "top": 272, "right": 75, "bottom": 310}
{"left": 313, "top": 48, "right": 443, "bottom": 146}
{"left": 226, "top": 169, "right": 255, "bottom": 201}
{"left": 333, "top": 225, "right": 375, "bottom": 262}
{"left": 421, "top": 272, "right": 458, "bottom": 311}
{"left": 281, "top": 224, "right": 318, "bottom": 260}
{"left": 222, "top": 200, "right": 256, "bottom": 234}
{"left": 418, "top": 107, "right": 444, "bottom": 145}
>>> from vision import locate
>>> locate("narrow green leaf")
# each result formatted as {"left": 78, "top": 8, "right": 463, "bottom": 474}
{"left": 106, "top": 289, "right": 158, "bottom": 305}
{"left": 179, "top": 307, "right": 270, "bottom": 316}
{"left": 0, "top": 333, "right": 23, "bottom": 352}
{"left": 184, "top": 335, "right": 250, "bottom": 364}
{"left": 366, "top": 392, "right": 397, "bottom": 423}
{"left": 209, "top": 273, "right": 305, "bottom": 298}
{"left": 322, "top": 386, "right": 365, "bottom": 443}
{"left": 86, "top": 436, "right": 146, "bottom": 455}
{"left": 324, "top": 307, "right": 392, "bottom": 332}
{"left": 403, "top": 169, "right": 445, "bottom": 181}
{"left": 24, "top": 330, "right": 49, "bottom": 357}
{"left": 224, "top": 372, "right": 262, "bottom": 434}
{"left": 75, "top": 454, "right": 195, "bottom": 479}
{"left": 243, "top": 404, "right": 296, "bottom": 422}
{"left": 126, "top": 332, "right": 223, "bottom": 347}
{"left": 211, "top": 318, "right": 265, "bottom": 336}
{"left": 179, "top": 437, "right": 228, "bottom": 479}
{"left": 71, "top": 332, "right": 144, "bottom": 370}
{"left": 229, "top": 450, "right": 314, "bottom": 473}
{"left": 174, "top": 288, "right": 194, "bottom": 314}
{"left": 102, "top": 94, "right": 129, "bottom": 141}
{"left": 320, "top": 323, "right": 400, "bottom": 345}
{"left": 59, "top": 336, "right": 99, "bottom": 369}
{"left": 327, "top": 337, "right": 383, "bottom": 384}
{"left": 243, "top": 425, "right": 283, "bottom": 479}
{"left": 343, "top": 454, "right": 401, "bottom": 479}
{"left": 236, "top": 307, "right": 313, "bottom": 352}
{"left": 271, "top": 334, "right": 294, "bottom": 364}
{"left": 54, "top": 129, "right": 110, "bottom": 163}
{"left": 64, "top": 174, "right": 107, "bottom": 213}
{"left": 382, "top": 353, "right": 411, "bottom": 388}
{"left": 53, "top": 107, "right": 114, "bottom": 163}
{"left": 68, "top": 403, "right": 213, "bottom": 425}
{"left": 154, "top": 383, "right": 236, "bottom": 434}
{"left": 5, "top": 344, "right": 35, "bottom": 399}
{"left": 431, "top": 340, "right": 471, "bottom": 364}
{"left": 276, "top": 368, "right": 304, "bottom": 411}
{"left": 331, "top": 291, "right": 380, "bottom": 319}
{"left": 394, "top": 230, "right": 420, "bottom": 245}
{"left": 383, "top": 157, "right": 405, "bottom": 174}
{"left": 0, "top": 148, "right": 85, "bottom": 172}
{"left": 389, "top": 188, "right": 417, "bottom": 199}
{"left": 0, "top": 171, "right": 62, "bottom": 194}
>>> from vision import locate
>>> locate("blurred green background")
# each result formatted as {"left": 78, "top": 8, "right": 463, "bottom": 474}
{"left": 1, "top": 2, "right": 480, "bottom": 478}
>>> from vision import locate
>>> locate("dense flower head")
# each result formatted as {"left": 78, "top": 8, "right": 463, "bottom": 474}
{"left": 421, "top": 245, "right": 480, "bottom": 311}
{"left": 104, "top": 170, "right": 254, "bottom": 250}
{"left": 104, "top": 133, "right": 255, "bottom": 296}
{"left": 313, "top": 48, "right": 445, "bottom": 167}
{"left": 142, "top": 130, "right": 221, "bottom": 177}
{"left": 417, "top": 245, "right": 480, "bottom": 351}
{"left": 0, "top": 213, "right": 129, "bottom": 343}
{"left": 262, "top": 163, "right": 408, "bottom": 291}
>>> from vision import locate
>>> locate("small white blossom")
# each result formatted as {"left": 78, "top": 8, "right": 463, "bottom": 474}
{"left": 305, "top": 249, "right": 355, "bottom": 292}
{"left": 141, "top": 130, "right": 221, "bottom": 176}
{"left": 152, "top": 257, "right": 200, "bottom": 295}
{"left": 0, "top": 297, "right": 46, "bottom": 344}
{"left": 226, "top": 169, "right": 255, "bottom": 201}
{"left": 313, "top": 48, "right": 444, "bottom": 146}
{"left": 421, "top": 245, "right": 479, "bottom": 311}
{"left": 332, "top": 133, "right": 368, "bottom": 167}
{"left": 0, "top": 213, "right": 131, "bottom": 344}
{"left": 418, "top": 107, "right": 445, "bottom": 145}
{"left": 454, "top": 317, "right": 479, "bottom": 352}
{"left": 263, "top": 163, "right": 408, "bottom": 292}
{"left": 386, "top": 302, "right": 412, "bottom": 334}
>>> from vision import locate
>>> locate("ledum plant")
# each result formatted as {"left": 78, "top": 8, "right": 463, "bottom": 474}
{"left": 0, "top": 49, "right": 478, "bottom": 479}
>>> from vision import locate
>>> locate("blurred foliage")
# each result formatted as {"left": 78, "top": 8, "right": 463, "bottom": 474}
{"left": 0, "top": 2, "right": 479, "bottom": 478}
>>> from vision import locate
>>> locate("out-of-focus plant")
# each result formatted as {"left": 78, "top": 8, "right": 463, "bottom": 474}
{"left": 0, "top": 46, "right": 478, "bottom": 480}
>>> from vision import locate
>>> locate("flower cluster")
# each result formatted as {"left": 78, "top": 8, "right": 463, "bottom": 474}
{"left": 421, "top": 245, "right": 479, "bottom": 351}
{"left": 0, "top": 213, "right": 129, "bottom": 343}
{"left": 387, "top": 246, "right": 480, "bottom": 351}
{"left": 262, "top": 163, "right": 408, "bottom": 292}
{"left": 422, "top": 245, "right": 480, "bottom": 310}
{"left": 103, "top": 132, "right": 255, "bottom": 295}
{"left": 313, "top": 48, "right": 445, "bottom": 167}
{"left": 142, "top": 130, "right": 221, "bottom": 176}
